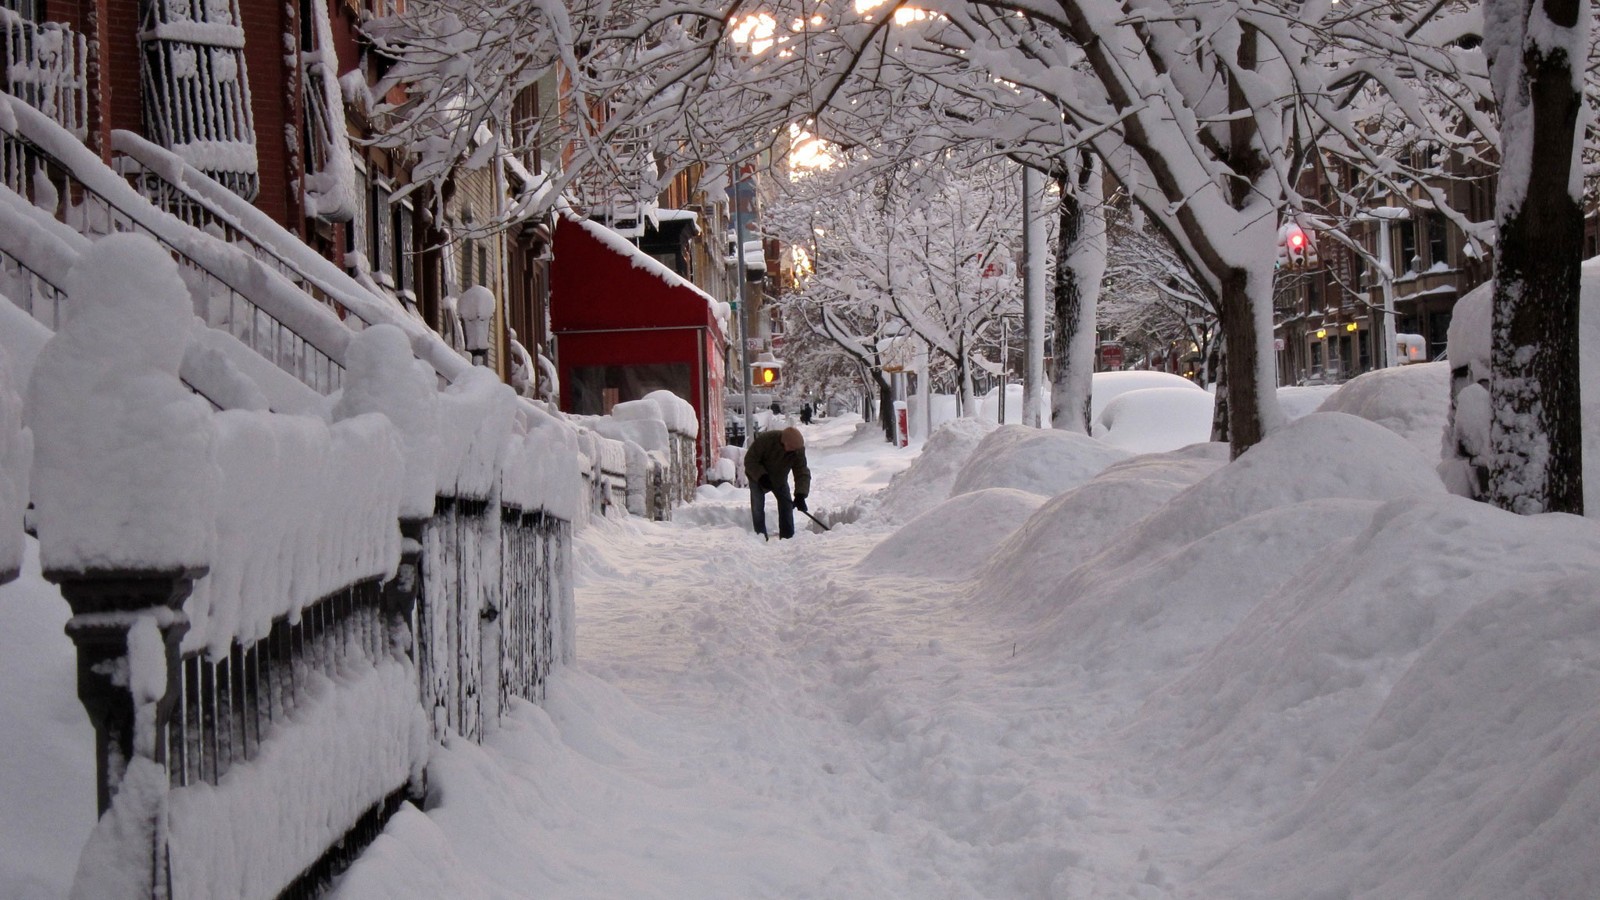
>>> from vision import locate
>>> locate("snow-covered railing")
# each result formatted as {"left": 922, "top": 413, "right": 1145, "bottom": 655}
{"left": 575, "top": 391, "right": 700, "bottom": 521}
{"left": 114, "top": 131, "right": 368, "bottom": 322}
{"left": 0, "top": 10, "right": 87, "bottom": 140}
{"left": 415, "top": 367, "right": 580, "bottom": 740}
{"left": 0, "top": 96, "right": 351, "bottom": 393}
{"left": 26, "top": 241, "right": 584, "bottom": 899}
{"left": 110, "top": 130, "right": 472, "bottom": 385}
{"left": 572, "top": 427, "right": 630, "bottom": 520}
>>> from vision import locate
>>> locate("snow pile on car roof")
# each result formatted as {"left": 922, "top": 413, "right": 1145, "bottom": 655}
{"left": 1316, "top": 361, "right": 1450, "bottom": 458}
{"left": 950, "top": 424, "right": 1130, "bottom": 498}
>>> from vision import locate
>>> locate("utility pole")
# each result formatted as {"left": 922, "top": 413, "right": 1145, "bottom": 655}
{"left": 1021, "top": 165, "right": 1047, "bottom": 426}
{"left": 733, "top": 157, "right": 754, "bottom": 439}
{"left": 1360, "top": 207, "right": 1408, "bottom": 369}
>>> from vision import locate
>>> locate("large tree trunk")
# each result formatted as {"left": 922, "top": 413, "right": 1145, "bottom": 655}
{"left": 1051, "top": 154, "right": 1104, "bottom": 434}
{"left": 1213, "top": 269, "right": 1275, "bottom": 456}
{"left": 1208, "top": 331, "right": 1229, "bottom": 445}
{"left": 1484, "top": 0, "right": 1586, "bottom": 515}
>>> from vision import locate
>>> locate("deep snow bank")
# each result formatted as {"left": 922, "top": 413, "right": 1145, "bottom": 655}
{"left": 970, "top": 413, "right": 1447, "bottom": 716}
{"left": 857, "top": 488, "right": 1044, "bottom": 581}
{"left": 1100, "top": 412, "right": 1444, "bottom": 567}
{"left": 980, "top": 443, "right": 1227, "bottom": 606}
{"left": 1316, "top": 361, "right": 1449, "bottom": 459}
{"left": 950, "top": 425, "right": 1129, "bottom": 498}
{"left": 1089, "top": 371, "right": 1205, "bottom": 423}
{"left": 870, "top": 417, "right": 994, "bottom": 522}
{"left": 1092, "top": 387, "right": 1215, "bottom": 454}
{"left": 1195, "top": 565, "right": 1600, "bottom": 900}
{"left": 1116, "top": 496, "right": 1600, "bottom": 898}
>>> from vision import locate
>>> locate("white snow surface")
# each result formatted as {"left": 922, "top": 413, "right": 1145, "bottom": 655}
{"left": 1276, "top": 383, "right": 1341, "bottom": 420}
{"left": 315, "top": 401, "right": 1600, "bottom": 900}
{"left": 1092, "top": 386, "right": 1214, "bottom": 453}
{"left": 1088, "top": 369, "right": 1205, "bottom": 422}
{"left": 26, "top": 235, "right": 219, "bottom": 573}
{"left": 333, "top": 325, "right": 441, "bottom": 520}
{"left": 869, "top": 416, "right": 991, "bottom": 523}
{"left": 857, "top": 487, "right": 1044, "bottom": 580}
{"left": 11, "top": 369, "right": 1600, "bottom": 898}
{"left": 950, "top": 424, "right": 1130, "bottom": 498}
{"left": 1316, "top": 361, "right": 1451, "bottom": 458}
{"left": 0, "top": 335, "right": 31, "bottom": 579}
{"left": 0, "top": 539, "right": 94, "bottom": 899}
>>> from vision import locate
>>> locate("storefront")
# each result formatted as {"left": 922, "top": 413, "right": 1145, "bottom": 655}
{"left": 550, "top": 213, "right": 728, "bottom": 477}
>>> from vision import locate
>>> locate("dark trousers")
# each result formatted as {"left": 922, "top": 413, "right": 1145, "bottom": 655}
{"left": 750, "top": 478, "right": 795, "bottom": 538}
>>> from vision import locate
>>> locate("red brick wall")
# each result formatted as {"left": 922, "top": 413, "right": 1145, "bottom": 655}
{"left": 240, "top": 0, "right": 292, "bottom": 225}
{"left": 101, "top": 0, "right": 140, "bottom": 143}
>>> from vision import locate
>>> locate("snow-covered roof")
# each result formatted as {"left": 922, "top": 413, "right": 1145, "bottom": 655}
{"left": 560, "top": 211, "right": 722, "bottom": 311}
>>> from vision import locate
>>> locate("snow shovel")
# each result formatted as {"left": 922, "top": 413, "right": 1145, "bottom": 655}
{"left": 798, "top": 507, "right": 831, "bottom": 532}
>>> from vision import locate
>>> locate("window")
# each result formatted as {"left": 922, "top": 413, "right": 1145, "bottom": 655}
{"left": 394, "top": 198, "right": 414, "bottom": 293}
{"left": 1426, "top": 214, "right": 1448, "bottom": 269}
{"left": 371, "top": 179, "right": 395, "bottom": 286}
{"left": 3, "top": 0, "right": 43, "bottom": 22}
{"left": 347, "top": 158, "right": 369, "bottom": 266}
{"left": 1398, "top": 220, "right": 1418, "bottom": 273}
{"left": 570, "top": 364, "right": 692, "bottom": 416}
{"left": 139, "top": 0, "right": 258, "bottom": 199}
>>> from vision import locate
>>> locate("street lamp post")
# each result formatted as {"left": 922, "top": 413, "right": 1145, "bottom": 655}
{"left": 1359, "top": 207, "right": 1410, "bottom": 369}
{"left": 733, "top": 157, "right": 755, "bottom": 439}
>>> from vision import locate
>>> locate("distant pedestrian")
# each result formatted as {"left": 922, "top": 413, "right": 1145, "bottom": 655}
{"left": 744, "top": 426, "right": 811, "bottom": 539}
{"left": 800, "top": 402, "right": 813, "bottom": 425}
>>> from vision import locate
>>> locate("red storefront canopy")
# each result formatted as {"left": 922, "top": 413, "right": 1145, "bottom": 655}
{"left": 550, "top": 213, "right": 727, "bottom": 475}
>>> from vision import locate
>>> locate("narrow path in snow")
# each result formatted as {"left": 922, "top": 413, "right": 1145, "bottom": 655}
{"left": 337, "top": 418, "right": 1207, "bottom": 900}
{"left": 553, "top": 420, "right": 1187, "bottom": 899}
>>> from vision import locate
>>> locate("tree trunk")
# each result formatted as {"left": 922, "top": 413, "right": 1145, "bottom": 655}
{"left": 1208, "top": 330, "right": 1229, "bottom": 445}
{"left": 1485, "top": 0, "right": 1586, "bottom": 515}
{"left": 1051, "top": 154, "right": 1104, "bottom": 434}
{"left": 1214, "top": 268, "right": 1274, "bottom": 457}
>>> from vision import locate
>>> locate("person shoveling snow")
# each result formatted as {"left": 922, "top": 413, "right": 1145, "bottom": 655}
{"left": 744, "top": 426, "right": 811, "bottom": 539}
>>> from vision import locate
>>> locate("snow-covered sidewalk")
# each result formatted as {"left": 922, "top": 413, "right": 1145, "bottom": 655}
{"left": 331, "top": 409, "right": 1600, "bottom": 900}
{"left": 337, "top": 418, "right": 1168, "bottom": 898}
{"left": 11, "top": 404, "right": 1600, "bottom": 899}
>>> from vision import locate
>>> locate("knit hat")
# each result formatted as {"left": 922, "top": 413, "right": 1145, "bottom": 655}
{"left": 781, "top": 427, "right": 805, "bottom": 451}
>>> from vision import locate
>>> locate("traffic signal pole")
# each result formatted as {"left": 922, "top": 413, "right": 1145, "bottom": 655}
{"left": 734, "top": 157, "right": 754, "bottom": 440}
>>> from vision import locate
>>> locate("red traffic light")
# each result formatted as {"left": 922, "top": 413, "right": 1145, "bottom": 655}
{"left": 1288, "top": 229, "right": 1305, "bottom": 249}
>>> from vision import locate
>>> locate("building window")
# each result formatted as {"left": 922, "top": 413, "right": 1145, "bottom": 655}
{"left": 347, "top": 158, "right": 370, "bottom": 267}
{"left": 394, "top": 197, "right": 414, "bottom": 294}
{"left": 1427, "top": 214, "right": 1448, "bottom": 269}
{"left": 1398, "top": 219, "right": 1418, "bottom": 273}
{"left": 371, "top": 179, "right": 396, "bottom": 286}
{"left": 4, "top": 0, "right": 43, "bottom": 23}
{"left": 139, "top": 0, "right": 258, "bottom": 199}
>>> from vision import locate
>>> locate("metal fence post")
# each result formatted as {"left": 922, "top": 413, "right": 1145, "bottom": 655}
{"left": 51, "top": 566, "right": 205, "bottom": 898}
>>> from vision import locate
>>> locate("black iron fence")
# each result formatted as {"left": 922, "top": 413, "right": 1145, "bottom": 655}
{"left": 52, "top": 492, "right": 574, "bottom": 899}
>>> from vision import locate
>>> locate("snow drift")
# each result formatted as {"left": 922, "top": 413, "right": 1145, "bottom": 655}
{"left": 950, "top": 425, "right": 1129, "bottom": 498}
{"left": 870, "top": 417, "right": 993, "bottom": 522}
{"left": 857, "top": 488, "right": 1044, "bottom": 581}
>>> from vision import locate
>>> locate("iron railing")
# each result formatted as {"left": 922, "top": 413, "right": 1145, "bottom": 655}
{"left": 0, "top": 121, "right": 346, "bottom": 394}
{"left": 0, "top": 11, "right": 87, "bottom": 139}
